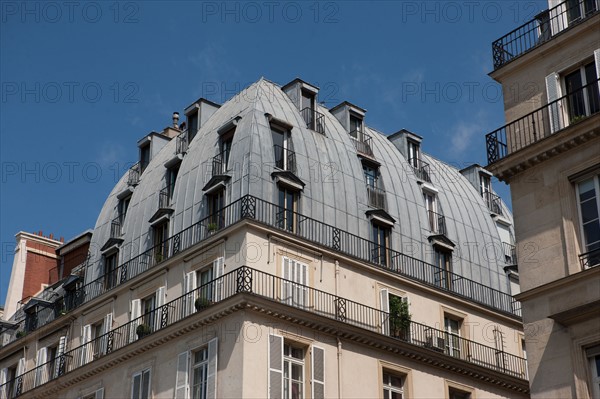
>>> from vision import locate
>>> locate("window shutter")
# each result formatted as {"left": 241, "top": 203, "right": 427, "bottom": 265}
{"left": 130, "top": 299, "right": 141, "bottom": 342}
{"left": 35, "top": 347, "right": 48, "bottom": 386}
{"left": 268, "top": 334, "right": 283, "bottom": 399}
{"left": 155, "top": 286, "right": 166, "bottom": 331}
{"left": 312, "top": 346, "right": 325, "bottom": 399}
{"left": 184, "top": 271, "right": 196, "bottom": 316}
{"left": 16, "top": 357, "right": 25, "bottom": 376}
{"left": 207, "top": 337, "right": 218, "bottom": 399}
{"left": 95, "top": 387, "right": 104, "bottom": 399}
{"left": 546, "top": 72, "right": 562, "bottom": 134}
{"left": 81, "top": 324, "right": 92, "bottom": 365}
{"left": 101, "top": 313, "right": 113, "bottom": 355}
{"left": 132, "top": 372, "right": 141, "bottom": 399}
{"left": 174, "top": 351, "right": 189, "bottom": 399}
{"left": 380, "top": 289, "right": 390, "bottom": 336}
{"left": 594, "top": 49, "right": 600, "bottom": 80}
{"left": 54, "top": 336, "right": 67, "bottom": 378}
{"left": 0, "top": 368, "right": 7, "bottom": 398}
{"left": 213, "top": 257, "right": 224, "bottom": 302}
{"left": 282, "top": 257, "right": 291, "bottom": 305}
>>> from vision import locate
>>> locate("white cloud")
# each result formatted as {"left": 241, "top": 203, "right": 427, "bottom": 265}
{"left": 448, "top": 110, "right": 488, "bottom": 157}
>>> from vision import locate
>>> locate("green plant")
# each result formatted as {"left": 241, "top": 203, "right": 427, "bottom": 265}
{"left": 136, "top": 323, "right": 152, "bottom": 338}
{"left": 389, "top": 296, "right": 411, "bottom": 338}
{"left": 16, "top": 330, "right": 26, "bottom": 339}
{"left": 207, "top": 222, "right": 218, "bottom": 232}
{"left": 570, "top": 115, "right": 586, "bottom": 124}
{"left": 195, "top": 297, "right": 212, "bottom": 311}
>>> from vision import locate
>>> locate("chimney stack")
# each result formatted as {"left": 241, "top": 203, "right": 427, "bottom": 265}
{"left": 172, "top": 112, "right": 180, "bottom": 129}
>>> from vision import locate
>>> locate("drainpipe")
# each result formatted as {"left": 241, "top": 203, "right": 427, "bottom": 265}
{"left": 337, "top": 337, "right": 342, "bottom": 399}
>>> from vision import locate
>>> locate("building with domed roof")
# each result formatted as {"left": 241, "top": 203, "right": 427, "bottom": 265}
{"left": 1, "top": 77, "right": 527, "bottom": 399}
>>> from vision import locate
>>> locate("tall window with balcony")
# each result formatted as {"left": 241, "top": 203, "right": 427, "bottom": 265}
{"left": 153, "top": 221, "right": 169, "bottom": 262}
{"left": 444, "top": 314, "right": 462, "bottom": 358}
{"left": 349, "top": 113, "right": 373, "bottom": 157}
{"left": 372, "top": 223, "right": 390, "bottom": 266}
{"left": 140, "top": 143, "right": 150, "bottom": 173}
{"left": 564, "top": 60, "right": 599, "bottom": 124}
{"left": 364, "top": 162, "right": 385, "bottom": 209}
{"left": 118, "top": 195, "right": 131, "bottom": 234}
{"left": 272, "top": 126, "right": 295, "bottom": 173}
{"left": 566, "top": 0, "right": 598, "bottom": 24}
{"left": 207, "top": 189, "right": 225, "bottom": 230}
{"left": 577, "top": 174, "right": 600, "bottom": 268}
{"left": 278, "top": 187, "right": 297, "bottom": 233}
{"left": 424, "top": 191, "right": 445, "bottom": 234}
{"left": 167, "top": 164, "right": 180, "bottom": 201}
{"left": 301, "top": 89, "right": 316, "bottom": 130}
{"left": 187, "top": 111, "right": 199, "bottom": 142}
{"left": 434, "top": 247, "right": 452, "bottom": 289}
{"left": 282, "top": 257, "right": 307, "bottom": 308}
{"left": 103, "top": 251, "right": 118, "bottom": 289}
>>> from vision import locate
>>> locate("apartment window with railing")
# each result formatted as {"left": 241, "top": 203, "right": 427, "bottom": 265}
{"left": 282, "top": 257, "right": 308, "bottom": 308}
{"left": 372, "top": 223, "right": 390, "bottom": 266}
{"left": 434, "top": 248, "right": 452, "bottom": 289}
{"left": 103, "top": 252, "right": 118, "bottom": 290}
{"left": 272, "top": 125, "right": 295, "bottom": 172}
{"left": 184, "top": 258, "right": 223, "bottom": 315}
{"left": 153, "top": 221, "right": 169, "bottom": 262}
{"left": 423, "top": 191, "right": 444, "bottom": 233}
{"left": 577, "top": 174, "right": 600, "bottom": 268}
{"left": 207, "top": 189, "right": 225, "bottom": 230}
{"left": 407, "top": 139, "right": 420, "bottom": 169}
{"left": 118, "top": 195, "right": 131, "bottom": 228}
{"left": 187, "top": 112, "right": 199, "bottom": 142}
{"left": 564, "top": 60, "right": 599, "bottom": 123}
{"left": 382, "top": 371, "right": 404, "bottom": 399}
{"left": 444, "top": 315, "right": 462, "bottom": 358}
{"left": 140, "top": 143, "right": 150, "bottom": 173}
{"left": 567, "top": 0, "right": 598, "bottom": 23}
{"left": 167, "top": 163, "right": 180, "bottom": 201}
{"left": 278, "top": 187, "right": 298, "bottom": 233}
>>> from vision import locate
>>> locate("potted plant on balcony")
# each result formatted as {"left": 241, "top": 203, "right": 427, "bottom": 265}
{"left": 16, "top": 330, "right": 26, "bottom": 339}
{"left": 195, "top": 297, "right": 212, "bottom": 311}
{"left": 207, "top": 223, "right": 218, "bottom": 234}
{"left": 389, "top": 296, "right": 411, "bottom": 340}
{"left": 136, "top": 323, "right": 152, "bottom": 339}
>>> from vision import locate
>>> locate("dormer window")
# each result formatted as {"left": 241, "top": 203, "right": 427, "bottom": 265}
{"left": 217, "top": 128, "right": 235, "bottom": 175}
{"left": 407, "top": 139, "right": 421, "bottom": 168}
{"left": 187, "top": 112, "right": 199, "bottom": 142}
{"left": 350, "top": 113, "right": 363, "bottom": 135}
{"left": 272, "top": 125, "right": 295, "bottom": 172}
{"left": 363, "top": 162, "right": 385, "bottom": 209}
{"left": 140, "top": 143, "right": 150, "bottom": 173}
{"left": 480, "top": 173, "right": 491, "bottom": 196}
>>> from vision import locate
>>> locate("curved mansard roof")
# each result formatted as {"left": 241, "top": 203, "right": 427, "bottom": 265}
{"left": 87, "top": 78, "right": 513, "bottom": 293}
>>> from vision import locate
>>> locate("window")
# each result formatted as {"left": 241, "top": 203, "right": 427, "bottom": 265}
{"left": 272, "top": 126, "right": 294, "bottom": 172}
{"left": 81, "top": 389, "right": 104, "bottom": 399}
{"left": 434, "top": 248, "right": 452, "bottom": 289}
{"left": 363, "top": 163, "right": 378, "bottom": 188}
{"left": 46, "top": 344, "right": 57, "bottom": 381}
{"left": 5, "top": 364, "right": 18, "bottom": 398}
{"left": 196, "top": 267, "right": 214, "bottom": 305}
{"left": 282, "top": 257, "right": 308, "bottom": 308}
{"left": 219, "top": 128, "right": 235, "bottom": 171}
{"left": 567, "top": 0, "right": 598, "bottom": 23}
{"left": 380, "top": 290, "right": 409, "bottom": 338}
{"left": 131, "top": 288, "right": 164, "bottom": 341}
{"left": 283, "top": 343, "right": 304, "bottom": 399}
{"left": 91, "top": 319, "right": 104, "bottom": 359}
{"left": 587, "top": 346, "right": 600, "bottom": 399}
{"left": 364, "top": 162, "right": 385, "bottom": 209}
{"left": 444, "top": 315, "right": 462, "bottom": 358}
{"left": 153, "top": 221, "right": 169, "bottom": 262}
{"left": 191, "top": 347, "right": 209, "bottom": 399}
{"left": 448, "top": 387, "right": 471, "bottom": 399}
{"left": 424, "top": 191, "right": 438, "bottom": 232}
{"left": 277, "top": 187, "right": 297, "bottom": 232}
{"left": 522, "top": 339, "right": 529, "bottom": 379}
{"left": 480, "top": 173, "right": 491, "bottom": 197}
{"left": 132, "top": 368, "right": 151, "bottom": 399}
{"left": 142, "top": 294, "right": 156, "bottom": 332}
{"left": 372, "top": 223, "right": 390, "bottom": 266}
{"left": 188, "top": 112, "right": 199, "bottom": 142}
{"left": 140, "top": 144, "right": 151, "bottom": 173}
{"left": 349, "top": 113, "right": 363, "bottom": 136}
{"left": 184, "top": 258, "right": 223, "bottom": 316}
{"left": 382, "top": 371, "right": 404, "bottom": 399}
{"left": 82, "top": 315, "right": 111, "bottom": 365}
{"left": 118, "top": 195, "right": 131, "bottom": 234}
{"left": 577, "top": 175, "right": 600, "bottom": 267}
{"left": 103, "top": 252, "right": 118, "bottom": 289}
{"left": 301, "top": 90, "right": 316, "bottom": 130}
{"left": 167, "top": 164, "right": 180, "bottom": 200}
{"left": 407, "top": 140, "right": 420, "bottom": 168}
{"left": 565, "top": 60, "right": 599, "bottom": 122}
{"left": 207, "top": 189, "right": 225, "bottom": 229}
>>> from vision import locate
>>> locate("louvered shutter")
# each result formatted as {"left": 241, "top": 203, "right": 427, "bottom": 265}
{"left": 282, "top": 257, "right": 291, "bottom": 305}
{"left": 207, "top": 337, "right": 218, "bottom": 399}
{"left": 184, "top": 271, "right": 196, "bottom": 316}
{"left": 81, "top": 324, "right": 91, "bottom": 365}
{"left": 54, "top": 336, "right": 67, "bottom": 378}
{"left": 380, "top": 289, "right": 390, "bottom": 336}
{"left": 101, "top": 313, "right": 113, "bottom": 355}
{"left": 0, "top": 368, "right": 7, "bottom": 398}
{"left": 174, "top": 351, "right": 189, "bottom": 399}
{"left": 130, "top": 299, "right": 141, "bottom": 342}
{"left": 155, "top": 286, "right": 165, "bottom": 331}
{"left": 312, "top": 346, "right": 325, "bottom": 399}
{"left": 35, "top": 347, "right": 47, "bottom": 386}
{"left": 268, "top": 334, "right": 283, "bottom": 399}
{"left": 595, "top": 49, "right": 600, "bottom": 79}
{"left": 213, "top": 257, "right": 224, "bottom": 302}
{"left": 546, "top": 72, "right": 562, "bottom": 134}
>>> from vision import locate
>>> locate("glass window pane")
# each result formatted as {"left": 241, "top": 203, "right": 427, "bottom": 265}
{"left": 583, "top": 222, "right": 600, "bottom": 247}
{"left": 579, "top": 179, "right": 596, "bottom": 200}
{"left": 581, "top": 199, "right": 600, "bottom": 223}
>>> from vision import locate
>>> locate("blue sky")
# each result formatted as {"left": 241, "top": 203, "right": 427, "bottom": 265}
{"left": 0, "top": 0, "right": 548, "bottom": 305}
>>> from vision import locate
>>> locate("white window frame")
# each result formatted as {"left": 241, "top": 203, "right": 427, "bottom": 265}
{"left": 576, "top": 174, "right": 600, "bottom": 260}
{"left": 382, "top": 370, "right": 404, "bottom": 399}
{"left": 131, "top": 368, "right": 151, "bottom": 399}
{"left": 191, "top": 346, "right": 209, "bottom": 399}
{"left": 444, "top": 315, "right": 462, "bottom": 358}
{"left": 281, "top": 257, "right": 308, "bottom": 308}
{"left": 283, "top": 343, "right": 305, "bottom": 399}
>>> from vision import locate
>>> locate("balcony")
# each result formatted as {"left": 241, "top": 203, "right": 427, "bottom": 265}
{"left": 274, "top": 145, "right": 296, "bottom": 173}
{"left": 486, "top": 78, "right": 600, "bottom": 164}
{"left": 176, "top": 130, "right": 188, "bottom": 155}
{"left": 2, "top": 267, "right": 526, "bottom": 397}
{"left": 503, "top": 242, "right": 518, "bottom": 265}
{"left": 493, "top": 0, "right": 599, "bottom": 70}
{"left": 211, "top": 150, "right": 228, "bottom": 177}
{"left": 127, "top": 162, "right": 141, "bottom": 186}
{"left": 408, "top": 157, "right": 431, "bottom": 183}
{"left": 367, "top": 184, "right": 386, "bottom": 210}
{"left": 349, "top": 129, "right": 374, "bottom": 157}
{"left": 300, "top": 107, "right": 325, "bottom": 134}
{"left": 428, "top": 210, "right": 447, "bottom": 235}
{"left": 579, "top": 247, "right": 600, "bottom": 269}
{"left": 110, "top": 217, "right": 122, "bottom": 238}
{"left": 483, "top": 191, "right": 503, "bottom": 216}
{"left": 158, "top": 186, "right": 171, "bottom": 209}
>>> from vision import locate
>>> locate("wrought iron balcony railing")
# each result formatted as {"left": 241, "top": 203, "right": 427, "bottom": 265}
{"left": 0, "top": 267, "right": 527, "bottom": 397}
{"left": 300, "top": 107, "right": 325, "bottom": 134}
{"left": 274, "top": 145, "right": 296, "bottom": 173}
{"left": 349, "top": 129, "right": 374, "bottom": 157}
{"left": 503, "top": 242, "right": 518, "bottom": 265}
{"left": 408, "top": 157, "right": 431, "bottom": 183}
{"left": 211, "top": 150, "right": 229, "bottom": 177}
{"left": 158, "top": 186, "right": 171, "bottom": 209}
{"left": 127, "top": 162, "right": 141, "bottom": 186}
{"left": 579, "top": 247, "right": 600, "bottom": 269}
{"left": 110, "top": 217, "right": 122, "bottom": 238}
{"left": 486, "top": 78, "right": 600, "bottom": 164}
{"left": 428, "top": 210, "right": 447, "bottom": 235}
{"left": 483, "top": 191, "right": 504, "bottom": 216}
{"left": 492, "top": 0, "right": 599, "bottom": 70}
{"left": 2, "top": 194, "right": 522, "bottom": 347}
{"left": 367, "top": 184, "right": 386, "bottom": 210}
{"left": 176, "top": 130, "right": 188, "bottom": 155}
